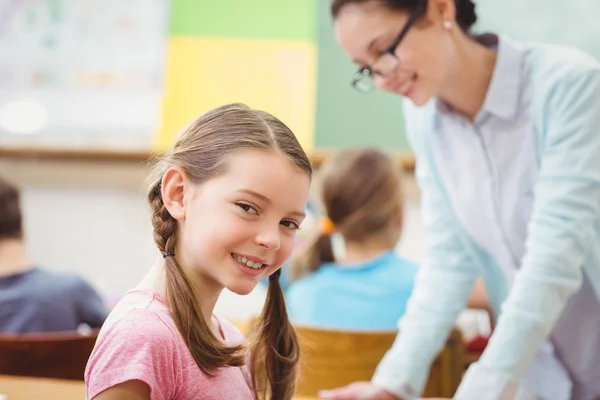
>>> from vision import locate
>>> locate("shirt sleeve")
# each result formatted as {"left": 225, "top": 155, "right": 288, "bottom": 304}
{"left": 455, "top": 68, "right": 600, "bottom": 400}
{"left": 74, "top": 277, "right": 108, "bottom": 328}
{"left": 85, "top": 308, "right": 178, "bottom": 400}
{"left": 371, "top": 107, "right": 480, "bottom": 398}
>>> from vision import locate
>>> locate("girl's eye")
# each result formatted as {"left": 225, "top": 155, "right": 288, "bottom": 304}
{"left": 237, "top": 203, "right": 258, "bottom": 215}
{"left": 280, "top": 220, "right": 300, "bottom": 230}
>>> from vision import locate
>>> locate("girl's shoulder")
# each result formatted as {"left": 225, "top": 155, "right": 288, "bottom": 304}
{"left": 85, "top": 294, "right": 183, "bottom": 400}
{"left": 101, "top": 289, "right": 178, "bottom": 339}
{"left": 89, "top": 289, "right": 183, "bottom": 367}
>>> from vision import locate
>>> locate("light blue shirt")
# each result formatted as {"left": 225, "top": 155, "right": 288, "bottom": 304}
{"left": 372, "top": 35, "right": 600, "bottom": 400}
{"left": 286, "top": 251, "right": 418, "bottom": 330}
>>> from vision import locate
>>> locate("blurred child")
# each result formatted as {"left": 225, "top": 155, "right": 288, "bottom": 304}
{"left": 0, "top": 176, "right": 107, "bottom": 333}
{"left": 85, "top": 104, "right": 312, "bottom": 400}
{"left": 287, "top": 148, "right": 418, "bottom": 331}
{"left": 259, "top": 201, "right": 318, "bottom": 291}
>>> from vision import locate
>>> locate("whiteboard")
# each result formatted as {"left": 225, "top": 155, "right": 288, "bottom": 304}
{"left": 0, "top": 0, "right": 169, "bottom": 150}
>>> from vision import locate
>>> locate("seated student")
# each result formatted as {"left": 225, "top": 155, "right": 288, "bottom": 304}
{"left": 0, "top": 176, "right": 108, "bottom": 334}
{"left": 287, "top": 148, "right": 418, "bottom": 331}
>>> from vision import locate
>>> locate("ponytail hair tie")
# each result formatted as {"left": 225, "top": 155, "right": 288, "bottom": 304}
{"left": 320, "top": 216, "right": 336, "bottom": 235}
{"left": 162, "top": 252, "right": 175, "bottom": 259}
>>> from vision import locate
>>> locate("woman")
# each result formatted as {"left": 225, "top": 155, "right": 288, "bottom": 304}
{"left": 319, "top": 0, "right": 600, "bottom": 399}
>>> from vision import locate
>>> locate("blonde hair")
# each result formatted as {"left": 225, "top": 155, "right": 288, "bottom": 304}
{"left": 292, "top": 148, "right": 403, "bottom": 280}
{"left": 146, "top": 103, "right": 312, "bottom": 399}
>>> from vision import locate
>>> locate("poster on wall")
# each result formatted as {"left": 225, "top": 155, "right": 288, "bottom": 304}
{"left": 0, "top": 0, "right": 169, "bottom": 150}
{"left": 155, "top": 0, "right": 317, "bottom": 153}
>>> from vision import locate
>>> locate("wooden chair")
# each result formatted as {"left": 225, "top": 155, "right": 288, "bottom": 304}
{"left": 293, "top": 326, "right": 463, "bottom": 398}
{"left": 0, "top": 330, "right": 99, "bottom": 380}
{"left": 232, "top": 319, "right": 254, "bottom": 336}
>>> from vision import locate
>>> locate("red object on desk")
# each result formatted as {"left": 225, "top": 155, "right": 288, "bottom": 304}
{"left": 465, "top": 335, "right": 489, "bottom": 353}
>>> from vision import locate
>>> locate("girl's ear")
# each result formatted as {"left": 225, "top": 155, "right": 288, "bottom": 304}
{"left": 161, "top": 167, "right": 187, "bottom": 221}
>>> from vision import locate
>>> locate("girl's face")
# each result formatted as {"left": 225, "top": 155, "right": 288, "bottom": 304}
{"left": 333, "top": 0, "right": 458, "bottom": 106}
{"left": 164, "top": 149, "right": 310, "bottom": 296}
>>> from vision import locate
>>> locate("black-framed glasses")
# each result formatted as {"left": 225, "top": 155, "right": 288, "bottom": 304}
{"left": 351, "top": 0, "right": 427, "bottom": 93}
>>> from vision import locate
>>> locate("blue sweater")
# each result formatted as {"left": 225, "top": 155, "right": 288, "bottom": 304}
{"left": 0, "top": 268, "right": 108, "bottom": 333}
{"left": 286, "top": 251, "right": 418, "bottom": 330}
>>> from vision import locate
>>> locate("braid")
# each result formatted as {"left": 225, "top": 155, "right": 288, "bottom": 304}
{"left": 149, "top": 185, "right": 178, "bottom": 255}
{"left": 147, "top": 182, "right": 246, "bottom": 375}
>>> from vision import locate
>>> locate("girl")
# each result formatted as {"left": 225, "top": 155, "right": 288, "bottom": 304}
{"left": 321, "top": 0, "right": 600, "bottom": 399}
{"left": 287, "top": 148, "right": 418, "bottom": 330}
{"left": 85, "top": 103, "right": 312, "bottom": 400}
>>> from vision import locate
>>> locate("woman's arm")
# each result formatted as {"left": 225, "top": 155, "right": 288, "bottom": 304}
{"left": 370, "top": 105, "right": 480, "bottom": 399}
{"left": 455, "top": 68, "right": 600, "bottom": 400}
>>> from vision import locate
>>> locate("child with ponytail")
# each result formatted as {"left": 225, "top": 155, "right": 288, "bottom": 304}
{"left": 85, "top": 103, "right": 312, "bottom": 400}
{"left": 287, "top": 148, "right": 418, "bottom": 330}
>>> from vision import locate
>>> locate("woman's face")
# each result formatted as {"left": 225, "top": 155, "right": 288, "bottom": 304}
{"left": 333, "top": 1, "right": 457, "bottom": 106}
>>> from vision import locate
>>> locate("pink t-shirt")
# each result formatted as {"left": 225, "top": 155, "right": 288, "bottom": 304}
{"left": 85, "top": 289, "right": 255, "bottom": 400}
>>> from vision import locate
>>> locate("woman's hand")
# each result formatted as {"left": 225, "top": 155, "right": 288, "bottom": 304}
{"left": 318, "top": 381, "right": 400, "bottom": 400}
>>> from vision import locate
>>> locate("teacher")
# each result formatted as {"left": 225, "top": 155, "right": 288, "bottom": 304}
{"left": 320, "top": 0, "right": 600, "bottom": 399}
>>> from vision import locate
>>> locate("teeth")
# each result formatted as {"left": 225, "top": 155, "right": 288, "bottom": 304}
{"left": 233, "top": 254, "right": 264, "bottom": 269}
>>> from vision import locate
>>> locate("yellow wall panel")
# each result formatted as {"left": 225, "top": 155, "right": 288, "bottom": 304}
{"left": 156, "top": 37, "right": 317, "bottom": 152}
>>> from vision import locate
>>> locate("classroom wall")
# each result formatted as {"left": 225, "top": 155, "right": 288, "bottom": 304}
{"left": 1, "top": 158, "right": 424, "bottom": 321}
{"left": 156, "top": 0, "right": 318, "bottom": 152}
{"left": 4, "top": 0, "right": 600, "bottom": 155}
{"left": 314, "top": 0, "right": 409, "bottom": 151}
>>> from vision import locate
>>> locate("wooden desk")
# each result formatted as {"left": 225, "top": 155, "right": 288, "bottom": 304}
{"left": 0, "top": 375, "right": 318, "bottom": 400}
{"left": 0, "top": 375, "right": 85, "bottom": 399}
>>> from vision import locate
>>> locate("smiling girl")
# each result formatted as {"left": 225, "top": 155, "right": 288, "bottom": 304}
{"left": 85, "top": 103, "right": 312, "bottom": 400}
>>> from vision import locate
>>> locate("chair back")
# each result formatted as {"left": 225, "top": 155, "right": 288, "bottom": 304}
{"left": 294, "top": 326, "right": 463, "bottom": 398}
{"left": 0, "top": 330, "right": 99, "bottom": 380}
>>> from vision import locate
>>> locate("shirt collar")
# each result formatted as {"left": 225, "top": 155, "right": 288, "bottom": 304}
{"left": 478, "top": 35, "right": 524, "bottom": 120}
{"left": 435, "top": 35, "right": 524, "bottom": 121}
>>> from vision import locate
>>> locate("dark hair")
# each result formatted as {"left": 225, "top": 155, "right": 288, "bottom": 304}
{"left": 291, "top": 148, "right": 404, "bottom": 280}
{"left": 0, "top": 176, "right": 22, "bottom": 240}
{"left": 147, "top": 103, "right": 311, "bottom": 399}
{"left": 331, "top": 0, "right": 477, "bottom": 32}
